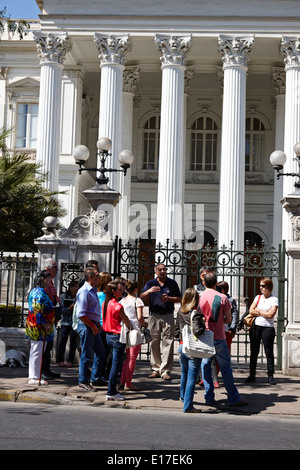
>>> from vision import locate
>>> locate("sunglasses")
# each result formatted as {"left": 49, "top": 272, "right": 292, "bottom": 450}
{"left": 260, "top": 284, "right": 267, "bottom": 288}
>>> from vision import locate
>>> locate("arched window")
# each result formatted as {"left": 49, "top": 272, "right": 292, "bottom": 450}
{"left": 191, "top": 116, "right": 218, "bottom": 171}
{"left": 143, "top": 115, "right": 160, "bottom": 170}
{"left": 245, "top": 117, "right": 265, "bottom": 172}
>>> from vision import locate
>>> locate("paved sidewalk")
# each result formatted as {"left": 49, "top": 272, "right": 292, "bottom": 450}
{"left": 1, "top": 361, "right": 300, "bottom": 416}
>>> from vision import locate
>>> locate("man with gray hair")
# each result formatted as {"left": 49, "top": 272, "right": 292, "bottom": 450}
{"left": 41, "top": 257, "right": 61, "bottom": 380}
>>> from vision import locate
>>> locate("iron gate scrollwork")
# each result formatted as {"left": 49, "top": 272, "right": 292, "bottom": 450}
{"left": 114, "top": 238, "right": 287, "bottom": 368}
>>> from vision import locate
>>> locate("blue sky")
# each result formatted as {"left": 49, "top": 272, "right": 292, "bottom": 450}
{"left": 1, "top": 0, "right": 41, "bottom": 19}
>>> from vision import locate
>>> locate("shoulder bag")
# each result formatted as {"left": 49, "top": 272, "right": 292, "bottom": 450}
{"left": 182, "top": 311, "right": 215, "bottom": 359}
{"left": 243, "top": 295, "right": 261, "bottom": 329}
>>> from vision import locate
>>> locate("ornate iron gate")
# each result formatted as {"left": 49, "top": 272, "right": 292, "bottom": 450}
{"left": 114, "top": 238, "right": 287, "bottom": 369}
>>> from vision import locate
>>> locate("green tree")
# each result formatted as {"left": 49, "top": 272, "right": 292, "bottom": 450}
{"left": 0, "top": 129, "right": 66, "bottom": 251}
{"left": 0, "top": 7, "right": 29, "bottom": 39}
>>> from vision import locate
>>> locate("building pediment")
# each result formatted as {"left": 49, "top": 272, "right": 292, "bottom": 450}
{"left": 7, "top": 77, "right": 40, "bottom": 93}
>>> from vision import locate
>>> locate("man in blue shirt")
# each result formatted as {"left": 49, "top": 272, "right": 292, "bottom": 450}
{"left": 141, "top": 264, "right": 181, "bottom": 381}
{"left": 76, "top": 267, "right": 105, "bottom": 391}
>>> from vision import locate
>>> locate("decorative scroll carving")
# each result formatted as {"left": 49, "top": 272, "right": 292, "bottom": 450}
{"left": 33, "top": 32, "right": 71, "bottom": 65}
{"left": 291, "top": 215, "right": 300, "bottom": 241}
{"left": 154, "top": 34, "right": 191, "bottom": 67}
{"left": 184, "top": 66, "right": 194, "bottom": 93}
{"left": 272, "top": 67, "right": 285, "bottom": 95}
{"left": 94, "top": 34, "right": 131, "bottom": 65}
{"left": 0, "top": 66, "right": 8, "bottom": 79}
{"left": 57, "top": 209, "right": 111, "bottom": 240}
{"left": 281, "top": 37, "right": 300, "bottom": 68}
{"left": 218, "top": 35, "right": 254, "bottom": 67}
{"left": 123, "top": 66, "right": 141, "bottom": 93}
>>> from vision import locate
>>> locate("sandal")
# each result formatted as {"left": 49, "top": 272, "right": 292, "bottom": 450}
{"left": 124, "top": 384, "right": 140, "bottom": 391}
{"left": 58, "top": 362, "right": 67, "bottom": 367}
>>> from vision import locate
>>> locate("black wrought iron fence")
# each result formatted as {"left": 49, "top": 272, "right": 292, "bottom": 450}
{"left": 0, "top": 252, "right": 38, "bottom": 327}
{"left": 113, "top": 238, "right": 287, "bottom": 368}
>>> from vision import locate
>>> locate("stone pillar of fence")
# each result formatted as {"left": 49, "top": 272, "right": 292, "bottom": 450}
{"left": 281, "top": 193, "right": 300, "bottom": 376}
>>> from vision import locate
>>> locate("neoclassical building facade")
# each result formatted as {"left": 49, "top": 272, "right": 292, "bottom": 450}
{"left": 1, "top": 0, "right": 300, "bottom": 250}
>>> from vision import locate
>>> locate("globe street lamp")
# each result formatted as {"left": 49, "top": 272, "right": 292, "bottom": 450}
{"left": 73, "top": 137, "right": 134, "bottom": 187}
{"left": 270, "top": 142, "right": 300, "bottom": 189}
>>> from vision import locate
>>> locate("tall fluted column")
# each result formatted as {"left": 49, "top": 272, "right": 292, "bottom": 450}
{"left": 33, "top": 32, "right": 71, "bottom": 191}
{"left": 280, "top": 37, "right": 300, "bottom": 374}
{"left": 271, "top": 67, "right": 285, "bottom": 249}
{"left": 119, "top": 66, "right": 140, "bottom": 241}
{"left": 155, "top": 34, "right": 191, "bottom": 246}
{"left": 280, "top": 37, "right": 300, "bottom": 243}
{"left": 218, "top": 35, "right": 254, "bottom": 252}
{"left": 94, "top": 34, "right": 131, "bottom": 195}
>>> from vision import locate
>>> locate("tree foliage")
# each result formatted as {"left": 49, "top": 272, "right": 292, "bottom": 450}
{"left": 0, "top": 7, "right": 30, "bottom": 39}
{"left": 0, "top": 129, "right": 66, "bottom": 251}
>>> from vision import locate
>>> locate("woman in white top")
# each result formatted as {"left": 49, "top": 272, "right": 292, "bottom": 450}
{"left": 245, "top": 277, "right": 279, "bottom": 385}
{"left": 120, "top": 279, "right": 148, "bottom": 390}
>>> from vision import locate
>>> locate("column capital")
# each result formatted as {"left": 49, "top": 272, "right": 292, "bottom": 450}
{"left": 218, "top": 35, "right": 254, "bottom": 68}
{"left": 94, "top": 33, "right": 131, "bottom": 66}
{"left": 281, "top": 36, "right": 300, "bottom": 69}
{"left": 155, "top": 34, "right": 191, "bottom": 67}
{"left": 33, "top": 32, "right": 71, "bottom": 65}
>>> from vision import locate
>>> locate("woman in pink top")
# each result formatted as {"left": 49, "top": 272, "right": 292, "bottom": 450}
{"left": 102, "top": 280, "right": 130, "bottom": 401}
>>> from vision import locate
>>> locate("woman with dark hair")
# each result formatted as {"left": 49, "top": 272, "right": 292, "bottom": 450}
{"left": 102, "top": 280, "right": 130, "bottom": 401}
{"left": 119, "top": 279, "right": 148, "bottom": 391}
{"left": 97, "top": 272, "right": 112, "bottom": 382}
{"left": 25, "top": 270, "right": 55, "bottom": 385}
{"left": 58, "top": 280, "right": 79, "bottom": 368}
{"left": 245, "top": 277, "right": 279, "bottom": 385}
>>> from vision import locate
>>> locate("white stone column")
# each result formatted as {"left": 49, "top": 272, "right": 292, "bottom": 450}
{"left": 154, "top": 34, "right": 191, "bottom": 246}
{"left": 33, "top": 32, "right": 71, "bottom": 191}
{"left": 0, "top": 67, "right": 8, "bottom": 132}
{"left": 217, "top": 35, "right": 254, "bottom": 252}
{"left": 59, "top": 68, "right": 85, "bottom": 227}
{"left": 280, "top": 37, "right": 300, "bottom": 375}
{"left": 280, "top": 37, "right": 300, "bottom": 243}
{"left": 118, "top": 66, "right": 140, "bottom": 241}
{"left": 271, "top": 67, "right": 285, "bottom": 249}
{"left": 94, "top": 34, "right": 131, "bottom": 195}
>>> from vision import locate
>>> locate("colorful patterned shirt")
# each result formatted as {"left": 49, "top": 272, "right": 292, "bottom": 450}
{"left": 25, "top": 287, "right": 55, "bottom": 342}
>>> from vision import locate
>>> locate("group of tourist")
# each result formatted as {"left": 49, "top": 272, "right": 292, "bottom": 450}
{"left": 25, "top": 257, "right": 279, "bottom": 412}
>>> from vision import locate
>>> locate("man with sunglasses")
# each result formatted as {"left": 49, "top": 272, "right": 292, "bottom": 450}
{"left": 76, "top": 267, "right": 105, "bottom": 391}
{"left": 141, "top": 263, "right": 181, "bottom": 381}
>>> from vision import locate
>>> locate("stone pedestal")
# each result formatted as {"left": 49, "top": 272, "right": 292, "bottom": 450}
{"left": 34, "top": 186, "right": 121, "bottom": 291}
{"left": 281, "top": 191, "right": 300, "bottom": 375}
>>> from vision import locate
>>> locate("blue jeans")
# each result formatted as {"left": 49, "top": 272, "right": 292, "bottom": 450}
{"left": 106, "top": 333, "right": 126, "bottom": 396}
{"left": 201, "top": 339, "right": 240, "bottom": 405}
{"left": 77, "top": 320, "right": 105, "bottom": 385}
{"left": 178, "top": 344, "right": 202, "bottom": 412}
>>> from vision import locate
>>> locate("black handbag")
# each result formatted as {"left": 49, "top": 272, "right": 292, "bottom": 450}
{"left": 140, "top": 325, "right": 152, "bottom": 344}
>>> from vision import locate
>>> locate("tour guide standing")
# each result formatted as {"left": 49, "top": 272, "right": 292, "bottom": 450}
{"left": 199, "top": 272, "right": 247, "bottom": 407}
{"left": 141, "top": 264, "right": 181, "bottom": 381}
{"left": 76, "top": 267, "right": 105, "bottom": 391}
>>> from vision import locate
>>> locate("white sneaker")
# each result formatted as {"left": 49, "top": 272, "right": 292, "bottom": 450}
{"left": 106, "top": 393, "right": 126, "bottom": 401}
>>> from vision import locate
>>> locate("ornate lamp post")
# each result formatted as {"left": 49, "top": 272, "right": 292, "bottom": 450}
{"left": 270, "top": 142, "right": 300, "bottom": 189}
{"left": 73, "top": 137, "right": 134, "bottom": 209}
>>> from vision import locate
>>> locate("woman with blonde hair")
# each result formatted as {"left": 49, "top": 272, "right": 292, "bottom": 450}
{"left": 175, "top": 287, "right": 206, "bottom": 413}
{"left": 245, "top": 277, "right": 279, "bottom": 385}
